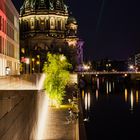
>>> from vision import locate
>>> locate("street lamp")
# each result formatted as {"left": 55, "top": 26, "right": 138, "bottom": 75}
{"left": 36, "top": 55, "right": 40, "bottom": 73}
{"left": 36, "top": 61, "right": 40, "bottom": 73}
{"left": 83, "top": 64, "right": 90, "bottom": 71}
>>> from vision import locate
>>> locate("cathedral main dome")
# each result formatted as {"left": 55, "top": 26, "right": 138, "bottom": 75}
{"left": 20, "top": 0, "right": 78, "bottom": 39}
{"left": 20, "top": 0, "right": 68, "bottom": 16}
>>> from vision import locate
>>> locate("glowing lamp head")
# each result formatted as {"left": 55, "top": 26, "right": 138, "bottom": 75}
{"left": 36, "top": 61, "right": 40, "bottom": 65}
{"left": 37, "top": 55, "right": 40, "bottom": 58}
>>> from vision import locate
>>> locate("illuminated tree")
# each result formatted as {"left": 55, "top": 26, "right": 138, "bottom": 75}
{"left": 43, "top": 53, "right": 71, "bottom": 107}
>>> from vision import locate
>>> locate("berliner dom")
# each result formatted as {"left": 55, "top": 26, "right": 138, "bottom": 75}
{"left": 20, "top": 0, "right": 83, "bottom": 73}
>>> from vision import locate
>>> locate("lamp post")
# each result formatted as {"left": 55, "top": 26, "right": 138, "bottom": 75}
{"left": 37, "top": 55, "right": 40, "bottom": 73}
{"left": 32, "top": 58, "right": 35, "bottom": 73}
{"left": 36, "top": 61, "right": 40, "bottom": 73}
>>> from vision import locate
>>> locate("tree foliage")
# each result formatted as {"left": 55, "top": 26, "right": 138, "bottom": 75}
{"left": 43, "top": 53, "right": 71, "bottom": 106}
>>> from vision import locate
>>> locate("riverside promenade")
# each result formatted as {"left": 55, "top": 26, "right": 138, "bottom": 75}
{"left": 41, "top": 89, "right": 87, "bottom": 140}
{"left": 0, "top": 76, "right": 80, "bottom": 140}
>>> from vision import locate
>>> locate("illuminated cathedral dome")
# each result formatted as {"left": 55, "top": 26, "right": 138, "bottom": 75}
{"left": 20, "top": 0, "right": 71, "bottom": 38}
{"left": 20, "top": 0, "right": 68, "bottom": 16}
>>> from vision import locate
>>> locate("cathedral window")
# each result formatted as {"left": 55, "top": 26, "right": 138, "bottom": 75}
{"left": 36, "top": 20, "right": 39, "bottom": 29}
{"left": 50, "top": 18, "right": 55, "bottom": 29}
{"left": 40, "top": 20, "right": 45, "bottom": 31}
{"left": 46, "top": 20, "right": 49, "bottom": 29}
{"left": 58, "top": 20, "right": 61, "bottom": 30}
{"left": 24, "top": 21, "right": 28, "bottom": 30}
{"left": 30, "top": 18, "right": 34, "bottom": 29}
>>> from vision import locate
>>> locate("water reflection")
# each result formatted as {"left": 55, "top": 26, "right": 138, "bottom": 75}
{"left": 125, "top": 89, "right": 128, "bottom": 102}
{"left": 82, "top": 77, "right": 140, "bottom": 118}
{"left": 96, "top": 89, "right": 99, "bottom": 101}
{"left": 85, "top": 93, "right": 88, "bottom": 110}
{"left": 88, "top": 92, "right": 90, "bottom": 110}
{"left": 106, "top": 81, "right": 109, "bottom": 94}
{"left": 84, "top": 92, "right": 91, "bottom": 111}
{"left": 83, "top": 91, "right": 91, "bottom": 121}
{"left": 130, "top": 91, "right": 134, "bottom": 113}
{"left": 136, "top": 90, "right": 139, "bottom": 104}
{"left": 106, "top": 81, "right": 114, "bottom": 94}
{"left": 97, "top": 78, "right": 100, "bottom": 89}
{"left": 81, "top": 77, "right": 140, "bottom": 140}
{"left": 109, "top": 82, "right": 112, "bottom": 93}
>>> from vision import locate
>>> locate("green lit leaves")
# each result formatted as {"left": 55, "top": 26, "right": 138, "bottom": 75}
{"left": 43, "top": 53, "right": 71, "bottom": 107}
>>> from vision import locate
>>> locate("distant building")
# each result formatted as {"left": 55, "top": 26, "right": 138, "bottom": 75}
{"left": 135, "top": 53, "right": 140, "bottom": 67}
{"left": 128, "top": 55, "right": 135, "bottom": 69}
{"left": 20, "top": 0, "right": 84, "bottom": 73}
{"left": 0, "top": 0, "right": 19, "bottom": 76}
{"left": 92, "top": 59, "right": 127, "bottom": 72}
{"left": 128, "top": 52, "right": 140, "bottom": 71}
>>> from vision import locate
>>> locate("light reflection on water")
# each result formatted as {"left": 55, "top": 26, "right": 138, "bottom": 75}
{"left": 130, "top": 91, "right": 134, "bottom": 113}
{"left": 84, "top": 92, "right": 91, "bottom": 111}
{"left": 81, "top": 77, "right": 140, "bottom": 140}
{"left": 125, "top": 88, "right": 128, "bottom": 102}
{"left": 105, "top": 81, "right": 113, "bottom": 94}
{"left": 97, "top": 78, "right": 100, "bottom": 89}
{"left": 95, "top": 89, "right": 98, "bottom": 101}
{"left": 136, "top": 90, "right": 139, "bottom": 104}
{"left": 88, "top": 92, "right": 90, "bottom": 110}
{"left": 82, "top": 78, "right": 140, "bottom": 119}
{"left": 106, "top": 81, "right": 109, "bottom": 94}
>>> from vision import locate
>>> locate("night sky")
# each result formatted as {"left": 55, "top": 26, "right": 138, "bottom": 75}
{"left": 12, "top": 0, "right": 140, "bottom": 61}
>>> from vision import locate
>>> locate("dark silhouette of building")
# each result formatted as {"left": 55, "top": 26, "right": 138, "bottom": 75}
{"left": 92, "top": 59, "right": 127, "bottom": 72}
{"left": 19, "top": 0, "right": 83, "bottom": 73}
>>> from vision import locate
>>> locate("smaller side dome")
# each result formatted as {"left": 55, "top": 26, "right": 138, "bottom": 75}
{"left": 67, "top": 16, "right": 77, "bottom": 25}
{"left": 66, "top": 16, "right": 78, "bottom": 37}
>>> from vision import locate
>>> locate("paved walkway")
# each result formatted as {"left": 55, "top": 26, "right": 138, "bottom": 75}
{"left": 39, "top": 106, "right": 77, "bottom": 140}
{"left": 37, "top": 88, "right": 79, "bottom": 140}
{"left": 0, "top": 76, "right": 36, "bottom": 90}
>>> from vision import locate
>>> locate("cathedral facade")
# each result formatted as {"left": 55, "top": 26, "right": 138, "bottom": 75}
{"left": 20, "top": 0, "right": 83, "bottom": 73}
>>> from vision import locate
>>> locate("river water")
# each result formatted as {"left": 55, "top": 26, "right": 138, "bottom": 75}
{"left": 81, "top": 77, "right": 140, "bottom": 140}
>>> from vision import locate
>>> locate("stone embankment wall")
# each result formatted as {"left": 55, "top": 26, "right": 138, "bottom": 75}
{"left": 0, "top": 90, "right": 44, "bottom": 140}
